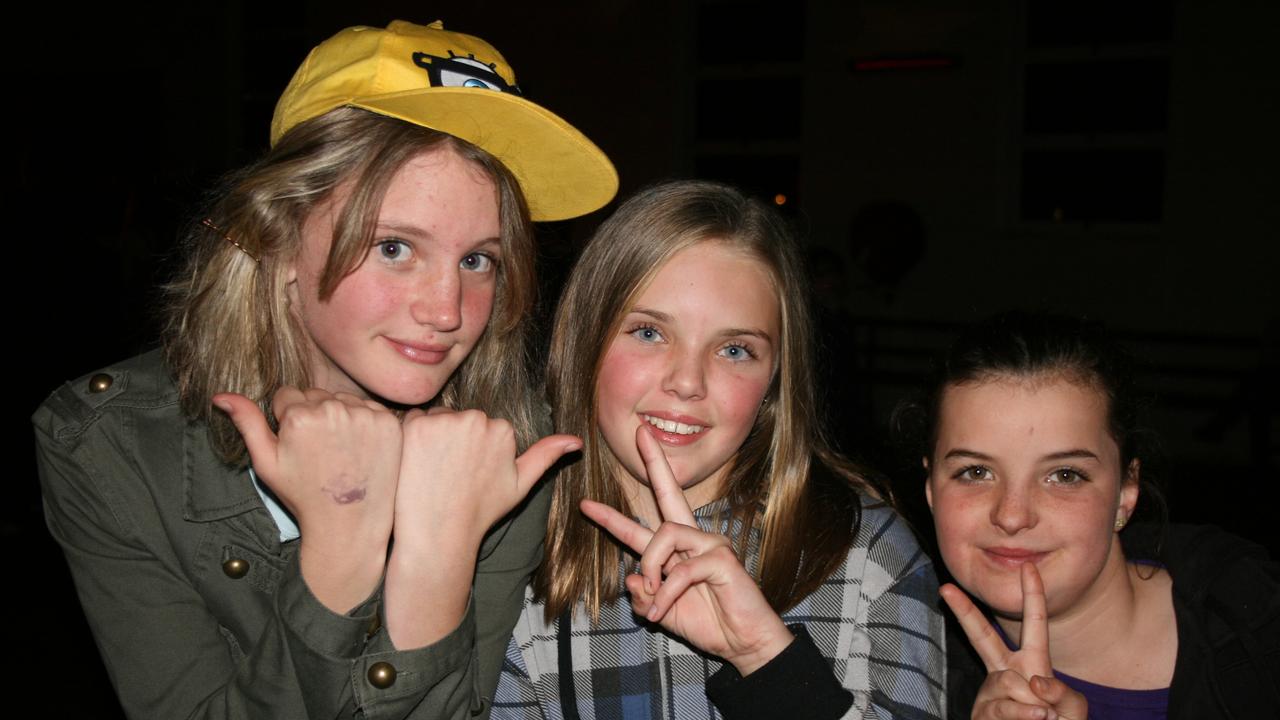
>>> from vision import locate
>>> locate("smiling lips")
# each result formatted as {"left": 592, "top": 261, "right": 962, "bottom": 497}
{"left": 983, "top": 547, "right": 1049, "bottom": 569}
{"left": 385, "top": 337, "right": 451, "bottom": 365}
{"left": 640, "top": 412, "right": 708, "bottom": 446}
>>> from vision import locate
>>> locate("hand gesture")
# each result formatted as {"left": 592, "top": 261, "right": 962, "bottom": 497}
{"left": 579, "top": 426, "right": 794, "bottom": 676}
{"left": 214, "top": 388, "right": 401, "bottom": 612}
{"left": 392, "top": 407, "right": 582, "bottom": 551}
{"left": 381, "top": 407, "right": 581, "bottom": 649}
{"left": 941, "top": 564, "right": 1088, "bottom": 720}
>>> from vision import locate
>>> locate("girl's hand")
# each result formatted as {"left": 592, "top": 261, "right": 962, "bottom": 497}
{"left": 579, "top": 426, "right": 794, "bottom": 676}
{"left": 214, "top": 388, "right": 401, "bottom": 613}
{"left": 941, "top": 564, "right": 1088, "bottom": 720}
{"left": 393, "top": 407, "right": 581, "bottom": 551}
{"left": 382, "top": 407, "right": 581, "bottom": 649}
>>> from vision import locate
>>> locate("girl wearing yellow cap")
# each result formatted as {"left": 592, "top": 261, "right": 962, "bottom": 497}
{"left": 35, "top": 20, "right": 615, "bottom": 720}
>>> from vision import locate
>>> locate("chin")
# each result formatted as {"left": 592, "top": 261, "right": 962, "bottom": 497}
{"left": 956, "top": 571, "right": 1023, "bottom": 618}
{"left": 368, "top": 378, "right": 449, "bottom": 408}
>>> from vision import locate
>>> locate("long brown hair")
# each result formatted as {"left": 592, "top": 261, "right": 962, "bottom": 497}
{"left": 535, "top": 180, "right": 882, "bottom": 621}
{"left": 163, "top": 107, "right": 539, "bottom": 462}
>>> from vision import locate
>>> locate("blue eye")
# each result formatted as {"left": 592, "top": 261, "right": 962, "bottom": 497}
{"left": 629, "top": 325, "right": 664, "bottom": 343}
{"left": 463, "top": 78, "right": 492, "bottom": 89}
{"left": 460, "top": 253, "right": 495, "bottom": 273}
{"left": 718, "top": 343, "right": 756, "bottom": 362}
{"left": 376, "top": 239, "right": 412, "bottom": 263}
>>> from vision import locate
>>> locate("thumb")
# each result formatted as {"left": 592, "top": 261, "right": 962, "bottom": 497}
{"left": 514, "top": 434, "right": 582, "bottom": 494}
{"left": 1030, "top": 676, "right": 1088, "bottom": 720}
{"left": 212, "top": 392, "right": 278, "bottom": 477}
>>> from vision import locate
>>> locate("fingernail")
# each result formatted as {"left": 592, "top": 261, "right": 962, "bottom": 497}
{"left": 566, "top": 441, "right": 583, "bottom": 453}
{"left": 211, "top": 397, "right": 231, "bottom": 413}
{"left": 646, "top": 607, "right": 659, "bottom": 621}
{"left": 1030, "top": 709, "right": 1046, "bottom": 720}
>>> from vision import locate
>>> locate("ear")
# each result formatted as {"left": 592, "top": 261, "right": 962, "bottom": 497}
{"left": 923, "top": 457, "right": 934, "bottom": 511}
{"left": 1118, "top": 458, "right": 1140, "bottom": 524}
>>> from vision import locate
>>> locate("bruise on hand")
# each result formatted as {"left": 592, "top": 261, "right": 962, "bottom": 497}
{"left": 322, "top": 475, "right": 368, "bottom": 505}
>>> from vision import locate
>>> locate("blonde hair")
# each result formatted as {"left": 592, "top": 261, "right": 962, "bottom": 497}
{"left": 163, "top": 107, "right": 539, "bottom": 462}
{"left": 535, "top": 180, "right": 880, "bottom": 621}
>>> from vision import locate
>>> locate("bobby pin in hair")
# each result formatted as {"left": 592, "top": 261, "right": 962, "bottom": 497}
{"left": 202, "top": 218, "right": 260, "bottom": 263}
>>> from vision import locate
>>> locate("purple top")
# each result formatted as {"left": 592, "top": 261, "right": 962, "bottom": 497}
{"left": 1056, "top": 670, "right": 1169, "bottom": 720}
{"left": 993, "top": 621, "right": 1170, "bottom": 720}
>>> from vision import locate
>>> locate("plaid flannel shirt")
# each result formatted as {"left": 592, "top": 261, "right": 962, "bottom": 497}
{"left": 493, "top": 495, "right": 946, "bottom": 720}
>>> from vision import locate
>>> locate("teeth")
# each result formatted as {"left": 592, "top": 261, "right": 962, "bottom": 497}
{"left": 643, "top": 415, "right": 703, "bottom": 435}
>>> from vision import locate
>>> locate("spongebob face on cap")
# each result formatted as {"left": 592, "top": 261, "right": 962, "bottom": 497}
{"left": 412, "top": 50, "right": 523, "bottom": 95}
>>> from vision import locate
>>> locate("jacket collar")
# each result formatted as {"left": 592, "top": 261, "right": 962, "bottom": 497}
{"left": 182, "top": 419, "right": 281, "bottom": 550}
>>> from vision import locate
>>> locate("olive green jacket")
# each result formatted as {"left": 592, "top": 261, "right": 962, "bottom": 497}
{"left": 34, "top": 350, "right": 551, "bottom": 720}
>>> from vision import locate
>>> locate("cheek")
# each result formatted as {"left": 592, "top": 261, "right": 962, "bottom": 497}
{"left": 928, "top": 488, "right": 984, "bottom": 562}
{"left": 715, "top": 371, "right": 769, "bottom": 435}
{"left": 460, "top": 282, "right": 497, "bottom": 338}
{"left": 319, "top": 274, "right": 400, "bottom": 329}
{"left": 596, "top": 345, "right": 654, "bottom": 418}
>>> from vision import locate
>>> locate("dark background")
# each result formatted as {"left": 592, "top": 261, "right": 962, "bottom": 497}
{"left": 15, "top": 1, "right": 1277, "bottom": 715}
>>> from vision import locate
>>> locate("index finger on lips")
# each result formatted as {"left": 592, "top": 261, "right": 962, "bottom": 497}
{"left": 634, "top": 425, "right": 697, "bottom": 526}
{"left": 1018, "top": 563, "right": 1054, "bottom": 679}
{"left": 940, "top": 583, "right": 1012, "bottom": 673}
{"left": 580, "top": 499, "right": 654, "bottom": 555}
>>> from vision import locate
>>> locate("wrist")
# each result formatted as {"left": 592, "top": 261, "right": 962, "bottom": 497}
{"left": 392, "top": 517, "right": 485, "bottom": 557}
{"left": 298, "top": 539, "right": 388, "bottom": 614}
{"left": 727, "top": 617, "right": 794, "bottom": 676}
{"left": 382, "top": 543, "right": 476, "bottom": 649}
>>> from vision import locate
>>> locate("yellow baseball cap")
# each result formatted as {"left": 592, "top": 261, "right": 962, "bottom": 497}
{"left": 271, "top": 20, "right": 618, "bottom": 221}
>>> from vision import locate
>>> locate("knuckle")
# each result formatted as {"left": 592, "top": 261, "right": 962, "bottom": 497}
{"left": 708, "top": 545, "right": 736, "bottom": 563}
{"left": 665, "top": 562, "right": 691, "bottom": 583}
{"left": 995, "top": 670, "right": 1022, "bottom": 691}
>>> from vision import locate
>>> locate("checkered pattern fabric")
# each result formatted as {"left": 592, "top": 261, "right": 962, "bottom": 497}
{"left": 493, "top": 496, "right": 946, "bottom": 719}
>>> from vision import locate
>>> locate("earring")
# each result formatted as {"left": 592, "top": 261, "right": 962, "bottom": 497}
{"left": 1114, "top": 514, "right": 1127, "bottom": 531}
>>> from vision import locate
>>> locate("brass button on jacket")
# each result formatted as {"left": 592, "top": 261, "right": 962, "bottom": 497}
{"left": 88, "top": 373, "right": 114, "bottom": 393}
{"left": 368, "top": 662, "right": 397, "bottom": 689}
{"left": 222, "top": 558, "right": 250, "bottom": 579}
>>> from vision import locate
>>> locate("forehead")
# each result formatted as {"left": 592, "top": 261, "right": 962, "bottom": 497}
{"left": 935, "top": 374, "right": 1117, "bottom": 457}
{"left": 629, "top": 241, "right": 778, "bottom": 320}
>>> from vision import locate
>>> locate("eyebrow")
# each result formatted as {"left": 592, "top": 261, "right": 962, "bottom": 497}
{"left": 629, "top": 307, "right": 774, "bottom": 343}
{"left": 1042, "top": 449, "right": 1101, "bottom": 462}
{"left": 377, "top": 223, "right": 501, "bottom": 250}
{"left": 941, "top": 448, "right": 1101, "bottom": 462}
{"left": 376, "top": 222, "right": 432, "bottom": 239}
{"left": 942, "top": 449, "right": 994, "bottom": 462}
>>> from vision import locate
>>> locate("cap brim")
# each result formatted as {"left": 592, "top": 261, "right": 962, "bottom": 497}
{"left": 354, "top": 88, "right": 617, "bottom": 222}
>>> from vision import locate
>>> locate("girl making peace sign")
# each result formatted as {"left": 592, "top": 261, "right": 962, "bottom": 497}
{"left": 494, "top": 181, "right": 946, "bottom": 719}
{"left": 905, "top": 313, "right": 1280, "bottom": 720}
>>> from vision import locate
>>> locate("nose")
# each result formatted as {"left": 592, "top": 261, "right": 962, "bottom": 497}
{"left": 990, "top": 482, "right": 1037, "bottom": 535}
{"left": 662, "top": 347, "right": 706, "bottom": 401}
{"left": 409, "top": 265, "right": 462, "bottom": 332}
